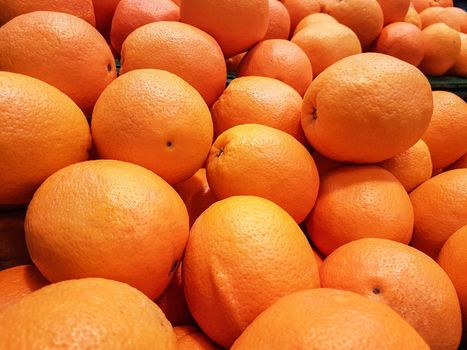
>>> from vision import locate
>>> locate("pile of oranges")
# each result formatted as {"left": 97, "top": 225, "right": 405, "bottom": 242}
{"left": 0, "top": 0, "right": 466, "bottom": 349}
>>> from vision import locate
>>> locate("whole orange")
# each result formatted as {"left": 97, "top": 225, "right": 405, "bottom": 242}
{"left": 0, "top": 211, "right": 30, "bottom": 269}
{"left": 420, "top": 7, "right": 462, "bottom": 30}
{"left": 293, "top": 13, "right": 338, "bottom": 36}
{"left": 377, "top": 0, "right": 410, "bottom": 24}
{"left": 281, "top": 0, "right": 320, "bottom": 32}
{"left": 175, "top": 326, "right": 221, "bottom": 350}
{"left": 446, "top": 7, "right": 467, "bottom": 33}
{"left": 264, "top": 0, "right": 291, "bottom": 40}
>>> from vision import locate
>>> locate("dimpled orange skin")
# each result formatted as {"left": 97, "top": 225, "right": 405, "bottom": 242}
{"left": 110, "top": 0, "right": 180, "bottom": 53}
{"left": 0, "top": 0, "right": 96, "bottom": 26}
{"left": 306, "top": 166, "right": 414, "bottom": 256}
{"left": 120, "top": 22, "right": 226, "bottom": 107}
{"left": 405, "top": 7, "right": 422, "bottom": 28}
{"left": 0, "top": 211, "right": 31, "bottom": 269}
{"left": 293, "top": 13, "right": 338, "bottom": 36}
{"left": 420, "top": 7, "right": 462, "bottom": 31}
{"left": 0, "top": 72, "right": 91, "bottom": 205}
{"left": 372, "top": 22, "right": 424, "bottom": 66}
{"left": 410, "top": 169, "right": 467, "bottom": 259}
{"left": 281, "top": 0, "right": 321, "bottom": 32}
{"left": 231, "top": 288, "right": 429, "bottom": 350}
{"left": 180, "top": 0, "right": 269, "bottom": 58}
{"left": 0, "top": 265, "right": 48, "bottom": 310}
{"left": 379, "top": 140, "right": 432, "bottom": 192}
{"left": 264, "top": 0, "right": 291, "bottom": 40}
{"left": 320, "top": 0, "right": 384, "bottom": 49}
{"left": 25, "top": 160, "right": 190, "bottom": 300}
{"left": 91, "top": 69, "right": 213, "bottom": 185}
{"left": 321, "top": 238, "right": 462, "bottom": 350}
{"left": 419, "top": 23, "right": 461, "bottom": 76}
{"left": 237, "top": 39, "right": 313, "bottom": 96}
{"left": 206, "top": 124, "right": 320, "bottom": 223}
{"left": 292, "top": 22, "right": 362, "bottom": 77}
{"left": 211, "top": 76, "right": 306, "bottom": 143}
{"left": 377, "top": 0, "right": 410, "bottom": 24}
{"left": 422, "top": 91, "right": 467, "bottom": 170}
{"left": 174, "top": 326, "right": 222, "bottom": 350}
{"left": 0, "top": 12, "right": 116, "bottom": 116}
{"left": 448, "top": 33, "right": 467, "bottom": 77}
{"left": 0, "top": 278, "right": 177, "bottom": 350}
{"left": 183, "top": 196, "right": 320, "bottom": 348}
{"left": 302, "top": 53, "right": 433, "bottom": 163}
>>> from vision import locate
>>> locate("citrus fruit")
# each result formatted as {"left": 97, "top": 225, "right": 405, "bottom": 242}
{"left": 92, "top": 0, "right": 120, "bottom": 35}
{"left": 91, "top": 69, "right": 213, "bottom": 185}
{"left": 0, "top": 211, "right": 30, "bottom": 270}
{"left": 206, "top": 124, "right": 319, "bottom": 223}
{"left": 175, "top": 326, "right": 221, "bottom": 350}
{"left": 377, "top": 0, "right": 410, "bottom": 24}
{"left": 405, "top": 6, "right": 422, "bottom": 28}
{"left": 446, "top": 7, "right": 467, "bottom": 33}
{"left": 412, "top": 0, "right": 453, "bottom": 12}
{"left": 281, "top": 0, "right": 320, "bottom": 32}
{"left": 321, "top": 238, "right": 462, "bottom": 350}
{"left": 25, "top": 160, "right": 189, "bottom": 300}
{"left": 446, "top": 153, "right": 467, "bottom": 170}
{"left": 420, "top": 7, "right": 462, "bottom": 30}
{"left": 302, "top": 53, "right": 433, "bottom": 163}
{"left": 183, "top": 196, "right": 320, "bottom": 347}
{"left": 293, "top": 13, "right": 338, "bottom": 36}
{"left": 448, "top": 32, "right": 467, "bottom": 76}
{"left": 0, "top": 72, "right": 91, "bottom": 205}
{"left": 0, "top": 11, "right": 116, "bottom": 116}
{"left": 264, "top": 0, "right": 291, "bottom": 40}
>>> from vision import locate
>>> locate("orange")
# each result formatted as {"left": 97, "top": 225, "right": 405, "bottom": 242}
{"left": 412, "top": 0, "right": 453, "bottom": 12}
{"left": 291, "top": 22, "right": 362, "bottom": 77}
{"left": 281, "top": 0, "right": 320, "bottom": 32}
{"left": 120, "top": 21, "right": 226, "bottom": 107}
{"left": 264, "top": 0, "right": 291, "bottom": 40}
{"left": 410, "top": 169, "right": 467, "bottom": 258}
{"left": 302, "top": 53, "right": 433, "bottom": 163}
{"left": 173, "top": 169, "right": 217, "bottom": 227}
{"left": 378, "top": 140, "right": 432, "bottom": 192}
{"left": 91, "top": 69, "right": 213, "bottom": 185}
{"left": 418, "top": 23, "right": 461, "bottom": 76}
{"left": 446, "top": 7, "right": 467, "bottom": 33}
{"left": 0, "top": 72, "right": 91, "bottom": 205}
{"left": 0, "top": 278, "right": 177, "bottom": 349}
{"left": 448, "top": 32, "right": 467, "bottom": 76}
{"left": 232, "top": 288, "right": 429, "bottom": 349}
{"left": 180, "top": 0, "right": 269, "bottom": 58}
{"left": 310, "top": 150, "right": 344, "bottom": 177}
{"left": 377, "top": 0, "right": 410, "bottom": 24}
{"left": 0, "top": 0, "right": 96, "bottom": 26}
{"left": 110, "top": 0, "right": 180, "bottom": 54}
{"left": 92, "top": 0, "right": 120, "bottom": 35}
{"left": 0, "top": 211, "right": 30, "bottom": 270}
{"left": 0, "top": 11, "right": 116, "bottom": 116}
{"left": 306, "top": 166, "right": 414, "bottom": 256}
{"left": 446, "top": 153, "right": 467, "bottom": 170}
{"left": 183, "top": 196, "right": 320, "bottom": 347}
{"left": 206, "top": 124, "right": 319, "bottom": 223}
{"left": 320, "top": 0, "right": 384, "bottom": 49}
{"left": 237, "top": 39, "right": 313, "bottom": 96}
{"left": 437, "top": 226, "right": 467, "bottom": 334}
{"left": 0, "top": 265, "right": 48, "bottom": 310}
{"left": 25, "top": 160, "right": 190, "bottom": 300}
{"left": 422, "top": 91, "right": 467, "bottom": 170}
{"left": 420, "top": 7, "right": 462, "bottom": 31}
{"left": 405, "top": 6, "right": 422, "bottom": 28}
{"left": 321, "top": 238, "right": 462, "bottom": 350}
{"left": 372, "top": 22, "right": 424, "bottom": 66}
{"left": 293, "top": 13, "right": 338, "bottom": 36}
{"left": 156, "top": 265, "right": 195, "bottom": 327}
{"left": 211, "top": 76, "right": 306, "bottom": 143}
{"left": 175, "top": 326, "right": 221, "bottom": 350}
{"left": 226, "top": 52, "right": 247, "bottom": 73}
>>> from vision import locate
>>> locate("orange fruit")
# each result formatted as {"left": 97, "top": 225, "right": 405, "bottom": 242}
{"left": 437, "top": 226, "right": 467, "bottom": 334}
{"left": 211, "top": 76, "right": 306, "bottom": 143}
{"left": 320, "top": 0, "right": 384, "bottom": 49}
{"left": 173, "top": 169, "right": 217, "bottom": 227}
{"left": 91, "top": 69, "right": 213, "bottom": 185}
{"left": 0, "top": 211, "right": 30, "bottom": 270}
{"left": 412, "top": 0, "right": 453, "bottom": 12}
{"left": 206, "top": 124, "right": 319, "bottom": 223}
{"left": 448, "top": 32, "right": 467, "bottom": 76}
{"left": 110, "top": 0, "right": 180, "bottom": 54}
{"left": 0, "top": 0, "right": 96, "bottom": 26}
{"left": 226, "top": 52, "right": 247, "bottom": 73}
{"left": 410, "top": 169, "right": 467, "bottom": 258}
{"left": 377, "top": 0, "right": 410, "bottom": 24}
{"left": 264, "top": 0, "right": 291, "bottom": 40}
{"left": 310, "top": 150, "right": 344, "bottom": 177}
{"left": 183, "top": 196, "right": 320, "bottom": 347}
{"left": 0, "top": 72, "right": 91, "bottom": 205}
{"left": 237, "top": 39, "right": 313, "bottom": 96}
{"left": 92, "top": 0, "right": 120, "bottom": 35}
{"left": 418, "top": 23, "right": 461, "bottom": 76}
{"left": 306, "top": 166, "right": 414, "bottom": 256}
{"left": 420, "top": 7, "right": 462, "bottom": 31}
{"left": 155, "top": 265, "right": 195, "bottom": 327}
{"left": 291, "top": 22, "right": 362, "bottom": 77}
{"left": 372, "top": 22, "right": 424, "bottom": 66}
{"left": 281, "top": 0, "right": 320, "bottom": 32}
{"left": 0, "top": 265, "right": 48, "bottom": 310}
{"left": 446, "top": 7, "right": 467, "bottom": 33}
{"left": 0, "top": 278, "right": 177, "bottom": 349}
{"left": 446, "top": 153, "right": 467, "bottom": 170}
{"left": 321, "top": 238, "right": 462, "bottom": 350}
{"left": 231, "top": 288, "right": 429, "bottom": 350}
{"left": 180, "top": 0, "right": 269, "bottom": 58}
{"left": 378, "top": 140, "right": 432, "bottom": 192}
{"left": 25, "top": 160, "right": 189, "bottom": 300}
{"left": 422, "top": 91, "right": 467, "bottom": 170}
{"left": 0, "top": 11, "right": 116, "bottom": 116}
{"left": 175, "top": 326, "right": 221, "bottom": 350}
{"left": 120, "top": 22, "right": 226, "bottom": 107}
{"left": 293, "top": 13, "right": 338, "bottom": 36}
{"left": 302, "top": 53, "right": 433, "bottom": 163}
{"left": 404, "top": 6, "right": 422, "bottom": 28}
